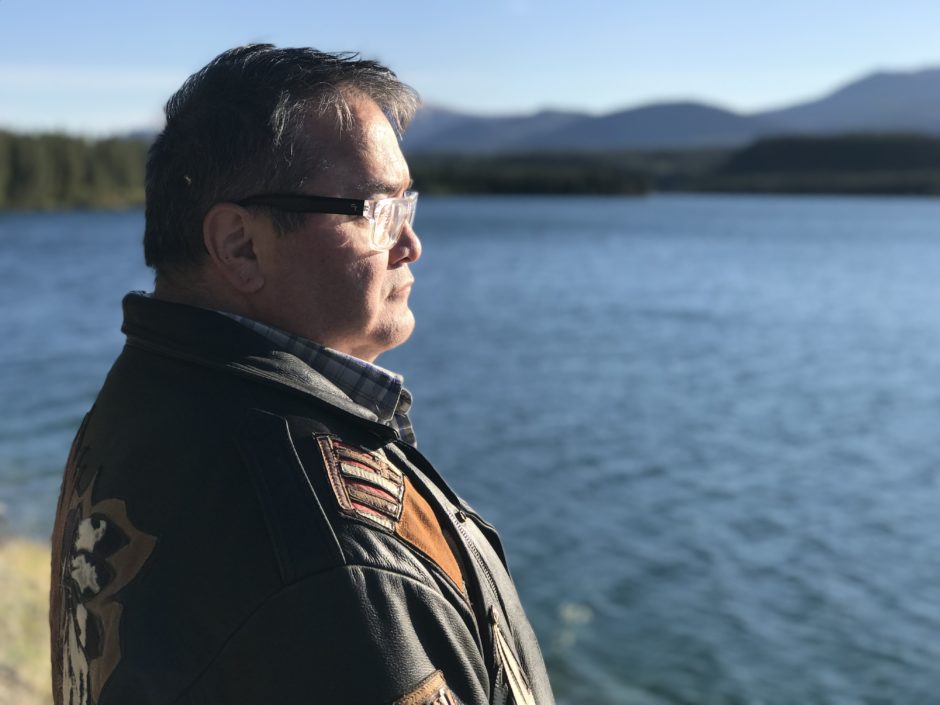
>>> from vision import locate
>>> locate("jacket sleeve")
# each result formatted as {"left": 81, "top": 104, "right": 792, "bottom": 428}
{"left": 171, "top": 564, "right": 488, "bottom": 705}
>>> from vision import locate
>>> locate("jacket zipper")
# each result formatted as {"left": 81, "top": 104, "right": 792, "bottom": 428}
{"left": 452, "top": 514, "right": 501, "bottom": 610}
{"left": 389, "top": 443, "right": 505, "bottom": 603}
{"left": 389, "top": 442, "right": 533, "bottom": 701}
{"left": 452, "top": 512, "right": 535, "bottom": 703}
{"left": 376, "top": 445, "right": 474, "bottom": 610}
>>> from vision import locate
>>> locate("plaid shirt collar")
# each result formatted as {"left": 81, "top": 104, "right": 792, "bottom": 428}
{"left": 220, "top": 312, "right": 416, "bottom": 446}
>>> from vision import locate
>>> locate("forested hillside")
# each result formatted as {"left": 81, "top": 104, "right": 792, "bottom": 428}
{"left": 0, "top": 131, "right": 147, "bottom": 209}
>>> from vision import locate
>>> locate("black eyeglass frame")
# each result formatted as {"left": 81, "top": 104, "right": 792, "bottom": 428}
{"left": 235, "top": 193, "right": 368, "bottom": 216}
{"left": 234, "top": 190, "right": 418, "bottom": 251}
{"left": 235, "top": 191, "right": 418, "bottom": 219}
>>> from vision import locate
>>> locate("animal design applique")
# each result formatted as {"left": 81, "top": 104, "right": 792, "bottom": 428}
{"left": 52, "top": 437, "right": 156, "bottom": 705}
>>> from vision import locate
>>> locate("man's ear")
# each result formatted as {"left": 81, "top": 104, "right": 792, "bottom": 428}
{"left": 202, "top": 203, "right": 265, "bottom": 293}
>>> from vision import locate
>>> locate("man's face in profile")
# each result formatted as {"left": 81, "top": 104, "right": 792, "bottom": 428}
{"left": 245, "top": 92, "right": 422, "bottom": 362}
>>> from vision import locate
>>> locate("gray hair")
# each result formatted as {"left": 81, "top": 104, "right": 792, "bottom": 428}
{"left": 143, "top": 44, "right": 419, "bottom": 278}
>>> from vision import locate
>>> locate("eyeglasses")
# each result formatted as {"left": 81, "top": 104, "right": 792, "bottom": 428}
{"left": 235, "top": 190, "right": 418, "bottom": 251}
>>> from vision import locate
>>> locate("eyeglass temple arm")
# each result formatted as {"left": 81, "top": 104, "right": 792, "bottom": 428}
{"left": 235, "top": 194, "right": 365, "bottom": 216}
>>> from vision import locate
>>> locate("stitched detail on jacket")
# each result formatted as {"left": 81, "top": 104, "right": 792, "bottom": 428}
{"left": 318, "top": 436, "right": 404, "bottom": 531}
{"left": 318, "top": 436, "right": 467, "bottom": 595}
{"left": 392, "top": 669, "right": 459, "bottom": 705}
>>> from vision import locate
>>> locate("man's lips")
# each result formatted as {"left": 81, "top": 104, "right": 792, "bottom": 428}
{"left": 391, "top": 279, "right": 414, "bottom": 297}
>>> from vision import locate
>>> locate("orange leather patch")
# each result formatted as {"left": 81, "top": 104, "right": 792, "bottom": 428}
{"left": 396, "top": 476, "right": 465, "bottom": 593}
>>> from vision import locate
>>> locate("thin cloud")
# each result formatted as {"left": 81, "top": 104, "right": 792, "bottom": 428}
{"left": 0, "top": 64, "right": 185, "bottom": 91}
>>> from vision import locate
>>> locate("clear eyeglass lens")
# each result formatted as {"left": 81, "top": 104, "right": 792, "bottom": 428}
{"left": 371, "top": 193, "right": 417, "bottom": 250}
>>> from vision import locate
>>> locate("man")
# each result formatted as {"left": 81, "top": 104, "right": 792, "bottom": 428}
{"left": 49, "top": 45, "right": 554, "bottom": 705}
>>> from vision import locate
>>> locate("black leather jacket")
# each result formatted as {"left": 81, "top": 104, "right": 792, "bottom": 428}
{"left": 50, "top": 294, "right": 554, "bottom": 705}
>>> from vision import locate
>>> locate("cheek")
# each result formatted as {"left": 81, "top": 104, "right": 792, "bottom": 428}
{"left": 325, "top": 257, "right": 387, "bottom": 321}
{"left": 348, "top": 253, "right": 388, "bottom": 290}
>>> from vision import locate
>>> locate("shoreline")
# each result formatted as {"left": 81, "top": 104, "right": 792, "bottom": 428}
{"left": 0, "top": 536, "right": 52, "bottom": 705}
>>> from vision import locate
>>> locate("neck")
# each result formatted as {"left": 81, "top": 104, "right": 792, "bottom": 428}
{"left": 153, "top": 272, "right": 232, "bottom": 313}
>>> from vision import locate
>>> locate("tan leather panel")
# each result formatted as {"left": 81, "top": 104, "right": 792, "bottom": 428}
{"left": 396, "top": 476, "right": 465, "bottom": 593}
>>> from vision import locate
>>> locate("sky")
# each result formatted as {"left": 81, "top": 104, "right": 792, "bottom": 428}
{"left": 1, "top": 0, "right": 938, "bottom": 135}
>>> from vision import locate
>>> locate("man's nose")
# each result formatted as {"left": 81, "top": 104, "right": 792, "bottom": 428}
{"left": 391, "top": 222, "right": 422, "bottom": 264}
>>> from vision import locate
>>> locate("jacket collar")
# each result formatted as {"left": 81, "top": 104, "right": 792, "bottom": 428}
{"left": 121, "top": 292, "right": 395, "bottom": 436}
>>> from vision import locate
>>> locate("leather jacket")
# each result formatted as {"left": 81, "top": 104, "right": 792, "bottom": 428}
{"left": 50, "top": 294, "right": 554, "bottom": 705}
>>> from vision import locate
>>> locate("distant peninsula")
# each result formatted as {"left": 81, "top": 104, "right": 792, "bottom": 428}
{"left": 408, "top": 135, "right": 940, "bottom": 196}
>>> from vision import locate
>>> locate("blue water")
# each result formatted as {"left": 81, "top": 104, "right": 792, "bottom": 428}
{"left": 1, "top": 195, "right": 938, "bottom": 704}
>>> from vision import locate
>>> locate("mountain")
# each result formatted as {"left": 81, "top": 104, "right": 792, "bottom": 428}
{"left": 754, "top": 67, "right": 940, "bottom": 136}
{"left": 403, "top": 66, "right": 940, "bottom": 153}
{"left": 529, "top": 103, "right": 772, "bottom": 150}
{"left": 403, "top": 102, "right": 766, "bottom": 153}
{"left": 404, "top": 107, "right": 586, "bottom": 152}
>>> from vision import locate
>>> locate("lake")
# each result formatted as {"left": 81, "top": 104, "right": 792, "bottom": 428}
{"left": 1, "top": 195, "right": 938, "bottom": 705}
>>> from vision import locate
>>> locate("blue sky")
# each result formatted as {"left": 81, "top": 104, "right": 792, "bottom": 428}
{"left": 1, "top": 0, "right": 938, "bottom": 134}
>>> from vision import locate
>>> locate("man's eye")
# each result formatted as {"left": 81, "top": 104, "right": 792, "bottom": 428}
{"left": 374, "top": 207, "right": 394, "bottom": 230}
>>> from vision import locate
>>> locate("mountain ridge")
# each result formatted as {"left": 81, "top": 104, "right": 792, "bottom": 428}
{"left": 403, "top": 66, "right": 940, "bottom": 153}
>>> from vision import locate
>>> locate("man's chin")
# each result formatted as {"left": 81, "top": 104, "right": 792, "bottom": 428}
{"left": 388, "top": 311, "right": 416, "bottom": 349}
{"left": 362, "top": 312, "right": 415, "bottom": 362}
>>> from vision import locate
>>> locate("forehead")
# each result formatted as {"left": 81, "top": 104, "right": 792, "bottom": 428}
{"left": 305, "top": 94, "right": 410, "bottom": 197}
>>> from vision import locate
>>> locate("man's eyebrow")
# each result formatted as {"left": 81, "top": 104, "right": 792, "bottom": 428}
{"left": 358, "top": 177, "right": 414, "bottom": 198}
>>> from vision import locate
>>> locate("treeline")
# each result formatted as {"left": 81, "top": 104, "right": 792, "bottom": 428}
{"left": 0, "top": 131, "right": 148, "bottom": 210}
{"left": 409, "top": 153, "right": 650, "bottom": 195}
{"left": 410, "top": 135, "right": 940, "bottom": 196}
{"left": 695, "top": 134, "right": 940, "bottom": 195}
{"left": 1, "top": 131, "right": 939, "bottom": 210}
{"left": 721, "top": 134, "right": 940, "bottom": 172}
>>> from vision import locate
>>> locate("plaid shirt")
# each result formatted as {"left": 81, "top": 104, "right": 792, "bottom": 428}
{"left": 221, "top": 313, "right": 416, "bottom": 446}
